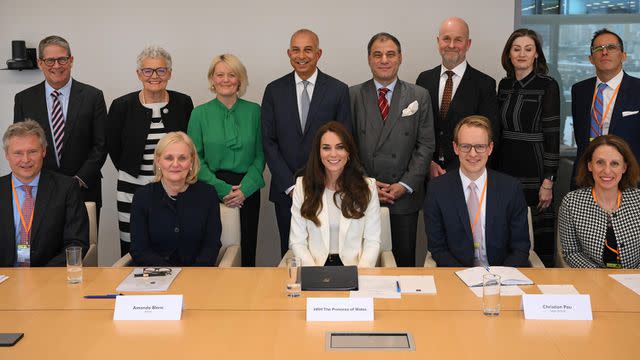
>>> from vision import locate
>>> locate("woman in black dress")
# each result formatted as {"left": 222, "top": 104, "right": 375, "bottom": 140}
{"left": 496, "top": 29, "right": 560, "bottom": 266}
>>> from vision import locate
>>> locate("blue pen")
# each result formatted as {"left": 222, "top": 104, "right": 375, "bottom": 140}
{"left": 83, "top": 294, "right": 123, "bottom": 299}
{"left": 396, "top": 281, "right": 401, "bottom": 293}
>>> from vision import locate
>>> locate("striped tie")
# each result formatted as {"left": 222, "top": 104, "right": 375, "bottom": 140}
{"left": 590, "top": 83, "right": 608, "bottom": 139}
{"left": 378, "top": 87, "right": 390, "bottom": 121}
{"left": 50, "top": 90, "right": 65, "bottom": 162}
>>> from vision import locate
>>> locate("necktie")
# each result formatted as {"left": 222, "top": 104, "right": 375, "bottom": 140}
{"left": 19, "top": 185, "right": 34, "bottom": 245}
{"left": 300, "top": 80, "right": 310, "bottom": 131}
{"left": 466, "top": 182, "right": 483, "bottom": 262}
{"left": 590, "top": 83, "right": 608, "bottom": 139}
{"left": 440, "top": 70, "right": 454, "bottom": 120}
{"left": 50, "top": 90, "right": 65, "bottom": 162}
{"left": 378, "top": 87, "right": 390, "bottom": 121}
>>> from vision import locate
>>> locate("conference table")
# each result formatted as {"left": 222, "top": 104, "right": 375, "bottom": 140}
{"left": 1, "top": 267, "right": 639, "bottom": 359}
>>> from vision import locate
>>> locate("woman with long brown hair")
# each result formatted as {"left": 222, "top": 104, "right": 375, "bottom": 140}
{"left": 289, "top": 121, "right": 381, "bottom": 267}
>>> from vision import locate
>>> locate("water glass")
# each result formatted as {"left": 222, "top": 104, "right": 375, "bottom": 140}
{"left": 482, "top": 273, "right": 501, "bottom": 316}
{"left": 66, "top": 246, "right": 83, "bottom": 284}
{"left": 286, "top": 257, "right": 301, "bottom": 297}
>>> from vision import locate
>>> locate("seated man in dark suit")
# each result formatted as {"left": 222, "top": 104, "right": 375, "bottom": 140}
{"left": 425, "top": 115, "right": 530, "bottom": 267}
{"left": 571, "top": 28, "right": 640, "bottom": 189}
{"left": 0, "top": 120, "right": 88, "bottom": 267}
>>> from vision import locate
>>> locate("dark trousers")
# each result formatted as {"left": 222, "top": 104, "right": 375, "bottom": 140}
{"left": 120, "top": 240, "right": 130, "bottom": 257}
{"left": 274, "top": 195, "right": 293, "bottom": 257}
{"left": 216, "top": 170, "right": 260, "bottom": 267}
{"left": 390, "top": 211, "right": 419, "bottom": 267}
{"left": 238, "top": 190, "right": 260, "bottom": 267}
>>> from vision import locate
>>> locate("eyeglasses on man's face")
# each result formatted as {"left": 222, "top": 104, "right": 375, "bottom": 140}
{"left": 40, "top": 56, "right": 71, "bottom": 66}
{"left": 457, "top": 143, "right": 489, "bottom": 153}
{"left": 138, "top": 67, "right": 169, "bottom": 77}
{"left": 591, "top": 43, "right": 622, "bottom": 55}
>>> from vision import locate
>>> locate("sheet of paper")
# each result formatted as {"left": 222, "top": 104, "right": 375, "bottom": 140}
{"left": 609, "top": 274, "right": 640, "bottom": 296}
{"left": 350, "top": 276, "right": 400, "bottom": 299}
{"left": 397, "top": 275, "right": 437, "bottom": 294}
{"left": 116, "top": 268, "right": 182, "bottom": 292}
{"left": 469, "top": 285, "right": 525, "bottom": 298}
{"left": 538, "top": 284, "right": 579, "bottom": 295}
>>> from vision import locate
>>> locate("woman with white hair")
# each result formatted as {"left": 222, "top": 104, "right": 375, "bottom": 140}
{"left": 106, "top": 45, "right": 193, "bottom": 256}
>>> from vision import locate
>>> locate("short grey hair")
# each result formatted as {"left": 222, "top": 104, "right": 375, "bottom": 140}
{"left": 3, "top": 119, "right": 48, "bottom": 152}
{"left": 38, "top": 35, "right": 71, "bottom": 59}
{"left": 136, "top": 45, "right": 172, "bottom": 69}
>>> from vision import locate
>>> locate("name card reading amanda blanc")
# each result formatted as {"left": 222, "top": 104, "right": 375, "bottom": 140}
{"left": 114, "top": 295, "right": 183, "bottom": 320}
{"left": 306, "top": 297, "right": 374, "bottom": 322}
{"left": 522, "top": 294, "right": 592, "bottom": 320}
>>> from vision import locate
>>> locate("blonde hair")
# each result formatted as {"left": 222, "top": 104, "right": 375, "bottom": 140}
{"left": 153, "top": 132, "right": 200, "bottom": 184}
{"left": 453, "top": 115, "right": 493, "bottom": 143}
{"left": 207, "top": 53, "right": 248, "bottom": 97}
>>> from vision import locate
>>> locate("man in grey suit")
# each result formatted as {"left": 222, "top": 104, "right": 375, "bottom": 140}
{"left": 350, "top": 32, "right": 435, "bottom": 266}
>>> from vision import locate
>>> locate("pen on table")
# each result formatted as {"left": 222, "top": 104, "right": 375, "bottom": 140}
{"left": 83, "top": 294, "right": 124, "bottom": 299}
{"left": 396, "top": 281, "right": 401, "bottom": 293}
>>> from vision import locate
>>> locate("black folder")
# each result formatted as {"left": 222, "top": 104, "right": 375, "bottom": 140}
{"left": 300, "top": 266, "right": 359, "bottom": 291}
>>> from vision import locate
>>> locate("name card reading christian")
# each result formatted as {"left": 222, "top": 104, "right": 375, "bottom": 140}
{"left": 522, "top": 294, "right": 592, "bottom": 320}
{"left": 306, "top": 297, "right": 374, "bottom": 322}
{"left": 114, "top": 295, "right": 183, "bottom": 320}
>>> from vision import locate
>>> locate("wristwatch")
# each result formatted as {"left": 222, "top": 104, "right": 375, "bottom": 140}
{"left": 544, "top": 175, "right": 555, "bottom": 182}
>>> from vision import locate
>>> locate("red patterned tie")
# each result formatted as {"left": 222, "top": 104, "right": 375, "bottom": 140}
{"left": 18, "top": 185, "right": 34, "bottom": 267}
{"left": 440, "top": 70, "right": 454, "bottom": 120}
{"left": 50, "top": 90, "right": 65, "bottom": 162}
{"left": 378, "top": 87, "right": 390, "bottom": 121}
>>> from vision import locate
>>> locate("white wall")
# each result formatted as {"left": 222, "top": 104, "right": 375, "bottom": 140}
{"left": 0, "top": 0, "right": 514, "bottom": 266}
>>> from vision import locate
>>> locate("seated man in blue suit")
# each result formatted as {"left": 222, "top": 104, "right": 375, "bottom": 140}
{"left": 425, "top": 115, "right": 530, "bottom": 267}
{"left": 571, "top": 28, "right": 640, "bottom": 189}
{"left": 0, "top": 120, "right": 88, "bottom": 267}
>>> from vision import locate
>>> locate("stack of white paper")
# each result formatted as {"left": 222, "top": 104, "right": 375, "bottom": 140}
{"left": 116, "top": 268, "right": 182, "bottom": 292}
{"left": 350, "top": 275, "right": 437, "bottom": 298}
{"left": 455, "top": 266, "right": 533, "bottom": 287}
{"left": 609, "top": 274, "right": 640, "bottom": 296}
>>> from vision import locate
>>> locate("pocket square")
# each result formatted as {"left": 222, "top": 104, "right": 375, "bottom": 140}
{"left": 402, "top": 100, "right": 419, "bottom": 117}
{"left": 622, "top": 111, "right": 639, "bottom": 117}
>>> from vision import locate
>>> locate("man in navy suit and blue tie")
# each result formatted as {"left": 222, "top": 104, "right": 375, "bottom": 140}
{"left": 261, "top": 29, "right": 352, "bottom": 257}
{"left": 571, "top": 28, "right": 640, "bottom": 189}
{"left": 425, "top": 115, "right": 530, "bottom": 267}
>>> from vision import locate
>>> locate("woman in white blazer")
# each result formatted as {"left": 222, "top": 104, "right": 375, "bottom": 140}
{"left": 289, "top": 121, "right": 381, "bottom": 267}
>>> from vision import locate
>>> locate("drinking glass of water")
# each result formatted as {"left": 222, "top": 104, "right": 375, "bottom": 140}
{"left": 286, "top": 257, "right": 301, "bottom": 297}
{"left": 482, "top": 273, "right": 501, "bottom": 316}
{"left": 66, "top": 246, "right": 83, "bottom": 284}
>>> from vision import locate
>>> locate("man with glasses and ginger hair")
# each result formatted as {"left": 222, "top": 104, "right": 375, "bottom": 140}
{"left": 14, "top": 35, "right": 107, "bottom": 217}
{"left": 571, "top": 28, "right": 640, "bottom": 189}
{"left": 425, "top": 115, "right": 530, "bottom": 267}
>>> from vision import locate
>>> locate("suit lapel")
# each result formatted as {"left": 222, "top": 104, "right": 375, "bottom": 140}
{"left": 319, "top": 192, "right": 330, "bottom": 251}
{"left": 286, "top": 73, "right": 304, "bottom": 136}
{"left": 452, "top": 173, "right": 473, "bottom": 243}
{"left": 305, "top": 71, "right": 327, "bottom": 135}
{"left": 338, "top": 207, "right": 352, "bottom": 255}
{"left": 0, "top": 176, "right": 16, "bottom": 247}
{"left": 362, "top": 80, "right": 384, "bottom": 141}
{"left": 609, "top": 72, "right": 628, "bottom": 133}
{"left": 376, "top": 80, "right": 404, "bottom": 149}
{"left": 484, "top": 170, "right": 497, "bottom": 250}
{"left": 63, "top": 79, "right": 83, "bottom": 158}
{"left": 34, "top": 83, "right": 59, "bottom": 169}
{"left": 580, "top": 78, "right": 597, "bottom": 140}
{"left": 29, "top": 171, "right": 54, "bottom": 249}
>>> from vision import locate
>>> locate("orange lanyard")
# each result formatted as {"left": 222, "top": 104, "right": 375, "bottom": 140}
{"left": 470, "top": 177, "right": 488, "bottom": 237}
{"left": 590, "top": 82, "right": 621, "bottom": 133}
{"left": 11, "top": 178, "right": 34, "bottom": 236}
{"left": 592, "top": 188, "right": 621, "bottom": 256}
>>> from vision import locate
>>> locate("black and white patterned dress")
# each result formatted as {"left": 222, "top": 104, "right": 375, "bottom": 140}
{"left": 495, "top": 72, "right": 560, "bottom": 266}
{"left": 116, "top": 102, "right": 167, "bottom": 244}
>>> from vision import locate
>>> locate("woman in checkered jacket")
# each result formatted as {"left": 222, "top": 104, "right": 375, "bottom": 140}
{"left": 559, "top": 135, "right": 640, "bottom": 268}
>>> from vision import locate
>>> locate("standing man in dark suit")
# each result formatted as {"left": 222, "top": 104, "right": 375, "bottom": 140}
{"left": 14, "top": 35, "right": 107, "bottom": 217}
{"left": 262, "top": 29, "right": 352, "bottom": 257}
{"left": 425, "top": 116, "right": 530, "bottom": 267}
{"left": 415, "top": 17, "right": 498, "bottom": 177}
{"left": 351, "top": 32, "right": 435, "bottom": 267}
{"left": 571, "top": 28, "right": 640, "bottom": 189}
{"left": 1, "top": 120, "right": 88, "bottom": 267}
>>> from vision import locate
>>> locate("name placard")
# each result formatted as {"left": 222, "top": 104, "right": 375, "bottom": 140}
{"left": 522, "top": 294, "right": 592, "bottom": 320}
{"left": 114, "top": 295, "right": 183, "bottom": 320}
{"left": 306, "top": 297, "right": 374, "bottom": 322}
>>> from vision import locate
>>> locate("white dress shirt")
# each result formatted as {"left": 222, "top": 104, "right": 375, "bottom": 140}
{"left": 595, "top": 69, "right": 623, "bottom": 135}
{"left": 294, "top": 69, "right": 318, "bottom": 121}
{"left": 439, "top": 61, "right": 467, "bottom": 108}
{"left": 459, "top": 168, "right": 488, "bottom": 266}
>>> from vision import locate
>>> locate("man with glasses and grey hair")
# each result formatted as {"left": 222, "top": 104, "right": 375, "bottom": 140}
{"left": 425, "top": 115, "right": 530, "bottom": 267}
{"left": 14, "top": 35, "right": 107, "bottom": 217}
{"left": 0, "top": 120, "right": 88, "bottom": 267}
{"left": 571, "top": 28, "right": 640, "bottom": 189}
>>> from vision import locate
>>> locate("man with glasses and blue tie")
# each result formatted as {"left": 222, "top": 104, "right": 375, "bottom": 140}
{"left": 14, "top": 35, "right": 107, "bottom": 217}
{"left": 571, "top": 28, "right": 640, "bottom": 190}
{"left": 425, "top": 115, "right": 530, "bottom": 267}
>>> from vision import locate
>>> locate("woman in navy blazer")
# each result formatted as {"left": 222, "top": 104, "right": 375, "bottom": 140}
{"left": 130, "top": 132, "right": 221, "bottom": 266}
